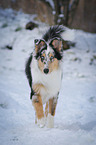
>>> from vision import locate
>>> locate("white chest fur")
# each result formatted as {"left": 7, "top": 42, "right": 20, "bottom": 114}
{"left": 31, "top": 58, "right": 62, "bottom": 104}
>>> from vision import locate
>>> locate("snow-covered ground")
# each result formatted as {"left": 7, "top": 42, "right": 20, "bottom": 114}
{"left": 0, "top": 9, "right": 96, "bottom": 145}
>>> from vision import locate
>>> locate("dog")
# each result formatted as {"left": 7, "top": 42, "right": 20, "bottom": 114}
{"left": 25, "top": 25, "right": 65, "bottom": 128}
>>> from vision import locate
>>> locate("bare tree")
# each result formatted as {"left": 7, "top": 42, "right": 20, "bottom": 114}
{"left": 53, "top": 0, "right": 70, "bottom": 26}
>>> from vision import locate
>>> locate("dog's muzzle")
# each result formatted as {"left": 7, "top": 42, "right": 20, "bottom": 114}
{"left": 43, "top": 68, "right": 49, "bottom": 74}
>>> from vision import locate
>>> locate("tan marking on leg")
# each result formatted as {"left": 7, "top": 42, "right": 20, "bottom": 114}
{"left": 32, "top": 95, "right": 44, "bottom": 120}
{"left": 49, "top": 99, "right": 53, "bottom": 114}
{"left": 35, "top": 113, "right": 37, "bottom": 124}
{"left": 45, "top": 102, "right": 48, "bottom": 117}
{"left": 49, "top": 98, "right": 57, "bottom": 116}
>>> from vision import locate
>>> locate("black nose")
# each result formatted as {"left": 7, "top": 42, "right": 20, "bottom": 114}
{"left": 44, "top": 68, "right": 49, "bottom": 74}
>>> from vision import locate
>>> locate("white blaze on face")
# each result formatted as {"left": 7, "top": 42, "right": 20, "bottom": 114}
{"left": 44, "top": 45, "right": 54, "bottom": 68}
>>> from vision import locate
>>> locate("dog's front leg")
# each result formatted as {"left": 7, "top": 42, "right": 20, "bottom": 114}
{"left": 32, "top": 95, "right": 45, "bottom": 127}
{"left": 47, "top": 97, "right": 58, "bottom": 128}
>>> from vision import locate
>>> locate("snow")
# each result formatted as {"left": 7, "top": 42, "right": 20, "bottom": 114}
{"left": 0, "top": 8, "right": 96, "bottom": 145}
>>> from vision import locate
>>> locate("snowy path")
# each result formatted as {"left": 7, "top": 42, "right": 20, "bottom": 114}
{"left": 0, "top": 9, "right": 96, "bottom": 145}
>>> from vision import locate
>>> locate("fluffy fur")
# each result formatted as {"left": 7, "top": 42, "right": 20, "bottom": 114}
{"left": 25, "top": 25, "right": 65, "bottom": 128}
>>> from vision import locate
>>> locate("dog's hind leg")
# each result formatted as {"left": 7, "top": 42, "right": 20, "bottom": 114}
{"left": 47, "top": 97, "right": 58, "bottom": 128}
{"left": 32, "top": 95, "right": 45, "bottom": 127}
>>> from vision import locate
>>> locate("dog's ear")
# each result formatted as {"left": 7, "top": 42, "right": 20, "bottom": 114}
{"left": 34, "top": 39, "right": 45, "bottom": 53}
{"left": 51, "top": 38, "right": 63, "bottom": 52}
{"left": 34, "top": 39, "right": 40, "bottom": 44}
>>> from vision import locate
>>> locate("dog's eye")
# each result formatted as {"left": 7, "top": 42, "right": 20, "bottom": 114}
{"left": 50, "top": 56, "right": 54, "bottom": 61}
{"left": 41, "top": 56, "right": 45, "bottom": 62}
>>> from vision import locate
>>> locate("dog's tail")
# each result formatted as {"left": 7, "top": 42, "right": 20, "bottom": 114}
{"left": 43, "top": 25, "right": 65, "bottom": 42}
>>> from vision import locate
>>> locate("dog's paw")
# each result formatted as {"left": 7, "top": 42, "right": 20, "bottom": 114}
{"left": 46, "top": 113, "right": 54, "bottom": 128}
{"left": 37, "top": 117, "right": 45, "bottom": 128}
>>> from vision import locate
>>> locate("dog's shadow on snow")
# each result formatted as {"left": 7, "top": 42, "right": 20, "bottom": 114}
{"left": 55, "top": 121, "right": 96, "bottom": 131}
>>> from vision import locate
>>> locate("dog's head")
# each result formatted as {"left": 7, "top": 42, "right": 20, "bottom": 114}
{"left": 34, "top": 38, "right": 63, "bottom": 74}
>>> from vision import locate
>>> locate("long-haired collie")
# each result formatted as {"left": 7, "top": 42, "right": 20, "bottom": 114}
{"left": 25, "top": 25, "right": 65, "bottom": 128}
